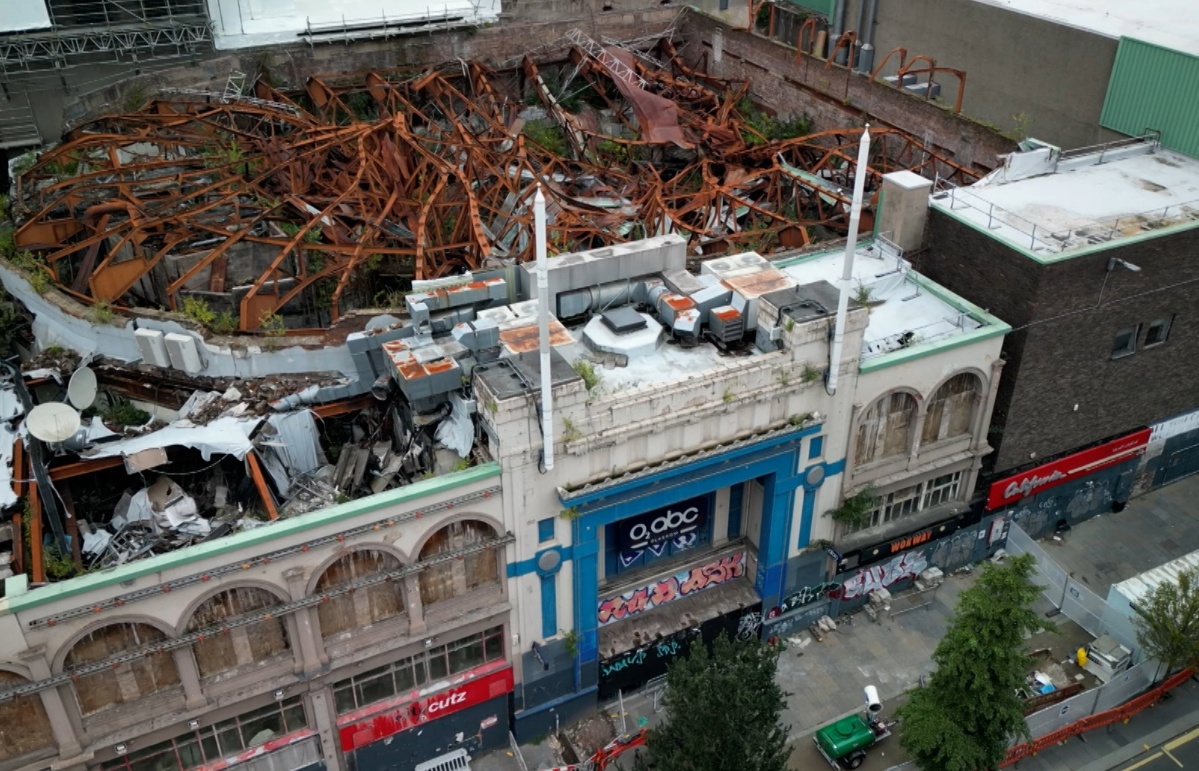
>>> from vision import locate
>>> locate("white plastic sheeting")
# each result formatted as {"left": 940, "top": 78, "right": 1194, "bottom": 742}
{"left": 0, "top": 423, "right": 16, "bottom": 509}
{"left": 435, "top": 393, "right": 474, "bottom": 458}
{"left": 82, "top": 416, "right": 262, "bottom": 462}
{"left": 0, "top": 0, "right": 51, "bottom": 33}
{"left": 262, "top": 410, "right": 327, "bottom": 476}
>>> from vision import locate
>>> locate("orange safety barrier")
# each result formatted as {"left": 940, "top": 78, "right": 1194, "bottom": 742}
{"left": 1000, "top": 667, "right": 1195, "bottom": 766}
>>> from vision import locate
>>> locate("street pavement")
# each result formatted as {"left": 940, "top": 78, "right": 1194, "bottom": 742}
{"left": 1113, "top": 722, "right": 1199, "bottom": 771}
{"left": 474, "top": 474, "right": 1199, "bottom": 771}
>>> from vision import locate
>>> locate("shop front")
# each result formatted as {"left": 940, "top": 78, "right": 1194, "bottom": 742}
{"left": 987, "top": 428, "right": 1151, "bottom": 537}
{"left": 338, "top": 661, "right": 513, "bottom": 771}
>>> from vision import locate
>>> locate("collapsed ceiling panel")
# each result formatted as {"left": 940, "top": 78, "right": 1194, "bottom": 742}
{"left": 9, "top": 31, "right": 978, "bottom": 334}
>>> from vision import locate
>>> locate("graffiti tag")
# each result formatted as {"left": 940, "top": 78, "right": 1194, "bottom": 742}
{"left": 841, "top": 551, "right": 927, "bottom": 601}
{"left": 779, "top": 582, "right": 839, "bottom": 614}
{"left": 736, "top": 611, "right": 763, "bottom": 641}
{"left": 597, "top": 552, "right": 746, "bottom": 626}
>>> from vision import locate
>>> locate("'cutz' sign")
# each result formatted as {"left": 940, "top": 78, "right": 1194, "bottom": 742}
{"left": 618, "top": 496, "right": 710, "bottom": 552}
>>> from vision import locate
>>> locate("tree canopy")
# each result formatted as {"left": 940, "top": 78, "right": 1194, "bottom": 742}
{"left": 1131, "top": 566, "right": 1199, "bottom": 678}
{"left": 897, "top": 553, "right": 1053, "bottom": 771}
{"left": 633, "top": 633, "right": 791, "bottom": 771}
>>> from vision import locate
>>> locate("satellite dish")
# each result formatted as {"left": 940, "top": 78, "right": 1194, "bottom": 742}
{"left": 27, "top": 402, "right": 83, "bottom": 443}
{"left": 67, "top": 366, "right": 98, "bottom": 409}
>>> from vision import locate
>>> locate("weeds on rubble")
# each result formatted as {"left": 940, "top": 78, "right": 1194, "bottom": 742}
{"left": 0, "top": 195, "right": 8, "bottom": 220}
{"left": 48, "top": 154, "right": 81, "bottom": 177}
{"left": 562, "top": 417, "right": 582, "bottom": 442}
{"left": 572, "top": 360, "right": 600, "bottom": 392}
{"left": 278, "top": 221, "right": 322, "bottom": 243}
{"left": 801, "top": 363, "right": 822, "bottom": 383}
{"left": 88, "top": 300, "right": 118, "bottom": 325}
{"left": 10, "top": 249, "right": 55, "bottom": 295}
{"left": 259, "top": 311, "right": 286, "bottom": 336}
{"left": 453, "top": 458, "right": 471, "bottom": 472}
{"left": 123, "top": 84, "right": 148, "bottom": 112}
{"left": 45, "top": 344, "right": 64, "bottom": 355}
{"left": 825, "top": 486, "right": 878, "bottom": 531}
{"left": 10, "top": 151, "right": 36, "bottom": 175}
{"left": 522, "top": 120, "right": 568, "bottom": 156}
{"left": 100, "top": 400, "right": 151, "bottom": 426}
{"left": 211, "top": 311, "right": 238, "bottom": 335}
{"left": 854, "top": 283, "right": 872, "bottom": 305}
{"left": 0, "top": 303, "right": 18, "bottom": 357}
{"left": 596, "top": 140, "right": 629, "bottom": 164}
{"left": 344, "top": 91, "right": 377, "bottom": 122}
{"left": 181, "top": 296, "right": 237, "bottom": 335}
{"left": 23, "top": 511, "right": 77, "bottom": 581}
{"left": 1010, "top": 111, "right": 1033, "bottom": 141}
{"left": 0, "top": 227, "right": 14, "bottom": 258}
{"left": 737, "top": 98, "right": 813, "bottom": 144}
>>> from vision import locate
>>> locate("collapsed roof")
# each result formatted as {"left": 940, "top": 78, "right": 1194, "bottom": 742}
{"left": 8, "top": 31, "right": 979, "bottom": 334}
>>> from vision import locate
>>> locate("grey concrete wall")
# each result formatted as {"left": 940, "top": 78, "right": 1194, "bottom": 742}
{"left": 844, "top": 0, "right": 1123, "bottom": 149}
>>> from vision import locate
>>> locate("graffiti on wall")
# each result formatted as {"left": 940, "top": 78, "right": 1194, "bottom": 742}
{"left": 597, "top": 552, "right": 746, "bottom": 626}
{"left": 597, "top": 601, "right": 763, "bottom": 698}
{"left": 841, "top": 550, "right": 928, "bottom": 601}
{"left": 777, "top": 582, "right": 840, "bottom": 614}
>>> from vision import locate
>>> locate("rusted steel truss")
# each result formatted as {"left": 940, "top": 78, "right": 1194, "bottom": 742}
{"left": 11, "top": 35, "right": 979, "bottom": 332}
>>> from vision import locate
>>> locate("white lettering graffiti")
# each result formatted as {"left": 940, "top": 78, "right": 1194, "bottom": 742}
{"left": 842, "top": 551, "right": 927, "bottom": 601}
{"left": 425, "top": 690, "right": 467, "bottom": 716}
{"left": 1004, "top": 471, "right": 1067, "bottom": 501}
{"left": 627, "top": 507, "right": 701, "bottom": 550}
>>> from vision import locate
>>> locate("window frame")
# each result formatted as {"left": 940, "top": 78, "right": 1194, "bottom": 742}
{"left": 330, "top": 626, "right": 505, "bottom": 715}
{"left": 1111, "top": 324, "right": 1140, "bottom": 359}
{"left": 847, "top": 471, "right": 965, "bottom": 533}
{"left": 1144, "top": 315, "right": 1173, "bottom": 347}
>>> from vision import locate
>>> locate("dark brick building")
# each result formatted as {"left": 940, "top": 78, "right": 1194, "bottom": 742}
{"left": 912, "top": 135, "right": 1199, "bottom": 484}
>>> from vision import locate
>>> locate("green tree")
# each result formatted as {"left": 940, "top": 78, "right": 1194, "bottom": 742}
{"left": 897, "top": 553, "right": 1053, "bottom": 771}
{"left": 633, "top": 633, "right": 791, "bottom": 771}
{"left": 1131, "top": 566, "right": 1199, "bottom": 681}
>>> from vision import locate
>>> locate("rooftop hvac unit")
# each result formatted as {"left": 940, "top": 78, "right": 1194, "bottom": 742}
{"left": 708, "top": 306, "right": 744, "bottom": 344}
{"left": 883, "top": 74, "right": 917, "bottom": 88}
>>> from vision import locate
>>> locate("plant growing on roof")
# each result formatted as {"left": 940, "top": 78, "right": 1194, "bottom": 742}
{"left": 572, "top": 360, "right": 600, "bottom": 392}
{"left": 562, "top": 417, "right": 582, "bottom": 442}
{"left": 88, "top": 300, "right": 118, "bottom": 325}
{"left": 801, "top": 363, "right": 822, "bottom": 383}
{"left": 854, "top": 282, "right": 872, "bottom": 305}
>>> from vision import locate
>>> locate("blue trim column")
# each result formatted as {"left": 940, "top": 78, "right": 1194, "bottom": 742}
{"left": 572, "top": 525, "right": 601, "bottom": 667}
{"left": 540, "top": 574, "right": 557, "bottom": 639}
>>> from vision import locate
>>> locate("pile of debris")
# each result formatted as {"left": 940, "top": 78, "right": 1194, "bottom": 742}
{"left": 7, "top": 31, "right": 978, "bottom": 333}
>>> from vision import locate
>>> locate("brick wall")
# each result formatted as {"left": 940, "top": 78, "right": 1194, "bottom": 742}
{"left": 916, "top": 211, "right": 1199, "bottom": 475}
{"left": 64, "top": 8, "right": 680, "bottom": 128}
{"left": 678, "top": 12, "right": 1016, "bottom": 175}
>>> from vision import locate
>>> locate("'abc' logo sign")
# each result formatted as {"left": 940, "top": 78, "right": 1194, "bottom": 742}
{"left": 627, "top": 506, "right": 701, "bottom": 549}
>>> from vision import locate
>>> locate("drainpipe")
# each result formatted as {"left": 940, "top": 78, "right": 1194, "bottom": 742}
{"left": 851, "top": 0, "right": 866, "bottom": 70}
{"left": 826, "top": 125, "right": 871, "bottom": 396}
{"left": 859, "top": 0, "right": 878, "bottom": 72}
{"left": 831, "top": 0, "right": 848, "bottom": 64}
{"left": 535, "top": 186, "right": 554, "bottom": 472}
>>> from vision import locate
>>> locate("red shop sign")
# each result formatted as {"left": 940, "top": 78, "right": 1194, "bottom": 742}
{"left": 987, "top": 428, "right": 1151, "bottom": 510}
{"left": 338, "top": 666, "right": 514, "bottom": 751}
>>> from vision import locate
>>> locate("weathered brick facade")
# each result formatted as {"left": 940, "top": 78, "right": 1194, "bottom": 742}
{"left": 914, "top": 212, "right": 1199, "bottom": 477}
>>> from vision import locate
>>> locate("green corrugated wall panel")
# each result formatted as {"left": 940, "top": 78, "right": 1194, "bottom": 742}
{"left": 1101, "top": 37, "right": 1199, "bottom": 158}
{"left": 781, "top": 0, "right": 834, "bottom": 18}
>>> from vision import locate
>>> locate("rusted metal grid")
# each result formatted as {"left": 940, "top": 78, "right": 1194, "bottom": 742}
{"left": 10, "top": 34, "right": 979, "bottom": 332}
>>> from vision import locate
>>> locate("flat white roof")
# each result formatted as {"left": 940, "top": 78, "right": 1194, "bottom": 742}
{"left": 781, "top": 241, "right": 985, "bottom": 361}
{"left": 971, "top": 0, "right": 1199, "bottom": 55}
{"left": 1112, "top": 548, "right": 1199, "bottom": 605}
{"left": 931, "top": 143, "right": 1199, "bottom": 257}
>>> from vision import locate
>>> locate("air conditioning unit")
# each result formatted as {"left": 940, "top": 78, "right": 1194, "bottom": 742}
{"left": 1083, "top": 635, "right": 1132, "bottom": 682}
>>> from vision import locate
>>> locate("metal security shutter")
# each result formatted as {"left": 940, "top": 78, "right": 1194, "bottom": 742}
{"left": 1100, "top": 38, "right": 1199, "bottom": 157}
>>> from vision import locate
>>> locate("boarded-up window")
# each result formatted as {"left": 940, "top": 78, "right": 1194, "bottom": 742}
{"left": 0, "top": 671, "right": 55, "bottom": 760}
{"left": 185, "top": 588, "right": 290, "bottom": 679}
{"left": 856, "top": 392, "right": 917, "bottom": 465}
{"left": 418, "top": 520, "right": 500, "bottom": 606}
{"left": 922, "top": 373, "right": 980, "bottom": 445}
{"left": 314, "top": 550, "right": 406, "bottom": 639}
{"left": 64, "top": 623, "right": 180, "bottom": 716}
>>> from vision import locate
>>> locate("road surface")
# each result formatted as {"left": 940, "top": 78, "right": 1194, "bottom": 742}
{"left": 1117, "top": 726, "right": 1199, "bottom": 771}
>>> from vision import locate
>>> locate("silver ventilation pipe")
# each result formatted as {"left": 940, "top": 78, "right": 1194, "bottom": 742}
{"left": 826, "top": 124, "right": 871, "bottom": 396}
{"left": 535, "top": 185, "right": 554, "bottom": 471}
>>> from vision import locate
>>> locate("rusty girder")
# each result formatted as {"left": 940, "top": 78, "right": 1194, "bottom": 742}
{"left": 10, "top": 37, "right": 980, "bottom": 334}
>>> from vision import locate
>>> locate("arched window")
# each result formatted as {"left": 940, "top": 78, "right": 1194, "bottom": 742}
{"left": 314, "top": 550, "right": 406, "bottom": 640}
{"left": 185, "top": 587, "right": 290, "bottom": 679}
{"left": 0, "top": 671, "right": 55, "bottom": 761}
{"left": 418, "top": 520, "right": 500, "bottom": 606}
{"left": 856, "top": 392, "right": 918, "bottom": 465}
{"left": 64, "top": 623, "right": 180, "bottom": 715}
{"left": 922, "top": 373, "right": 981, "bottom": 445}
